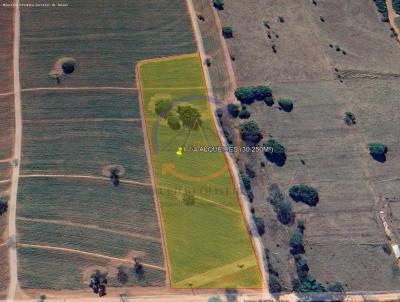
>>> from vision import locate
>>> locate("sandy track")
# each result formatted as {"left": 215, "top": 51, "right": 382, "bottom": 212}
{"left": 16, "top": 217, "right": 161, "bottom": 242}
{"left": 0, "top": 179, "right": 11, "bottom": 185}
{"left": 386, "top": 0, "right": 400, "bottom": 40}
{"left": 17, "top": 243, "right": 164, "bottom": 271}
{"left": 7, "top": 0, "right": 21, "bottom": 299}
{"left": 19, "top": 174, "right": 151, "bottom": 187}
{"left": 22, "top": 86, "right": 137, "bottom": 92}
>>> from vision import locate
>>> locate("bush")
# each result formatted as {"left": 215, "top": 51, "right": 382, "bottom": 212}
{"left": 253, "top": 85, "right": 272, "bottom": 100}
{"left": 267, "top": 183, "right": 284, "bottom": 205}
{"left": 0, "top": 199, "right": 8, "bottom": 215}
{"left": 262, "top": 139, "right": 286, "bottom": 166}
{"left": 116, "top": 266, "right": 128, "bottom": 285}
{"left": 177, "top": 105, "right": 201, "bottom": 129}
{"left": 269, "top": 274, "right": 282, "bottom": 293}
{"left": 227, "top": 103, "right": 239, "bottom": 117}
{"left": 222, "top": 26, "right": 233, "bottom": 38}
{"left": 239, "top": 120, "right": 262, "bottom": 144}
{"left": 213, "top": 0, "right": 224, "bottom": 10}
{"left": 344, "top": 111, "right": 356, "bottom": 125}
{"left": 289, "top": 184, "right": 319, "bottom": 206}
{"left": 167, "top": 114, "right": 181, "bottom": 130}
{"left": 253, "top": 216, "right": 265, "bottom": 235}
{"left": 241, "top": 173, "right": 251, "bottom": 191}
{"left": 278, "top": 98, "right": 293, "bottom": 112}
{"left": 155, "top": 99, "right": 172, "bottom": 118}
{"left": 234, "top": 87, "right": 255, "bottom": 104}
{"left": 368, "top": 143, "right": 387, "bottom": 162}
{"left": 289, "top": 231, "right": 304, "bottom": 255}
{"left": 238, "top": 108, "right": 251, "bottom": 119}
{"left": 295, "top": 258, "right": 309, "bottom": 280}
{"left": 274, "top": 200, "right": 293, "bottom": 225}
{"left": 216, "top": 108, "right": 223, "bottom": 118}
{"left": 294, "top": 275, "right": 326, "bottom": 293}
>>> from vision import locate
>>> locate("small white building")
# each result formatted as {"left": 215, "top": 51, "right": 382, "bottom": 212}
{"left": 391, "top": 244, "right": 400, "bottom": 263}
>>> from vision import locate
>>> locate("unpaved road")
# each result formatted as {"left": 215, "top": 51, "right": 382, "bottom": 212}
{"left": 387, "top": 0, "right": 400, "bottom": 40}
{"left": 7, "top": 0, "right": 21, "bottom": 300}
{"left": 185, "top": 0, "right": 269, "bottom": 293}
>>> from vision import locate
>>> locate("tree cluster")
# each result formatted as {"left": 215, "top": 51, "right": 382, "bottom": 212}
{"left": 89, "top": 270, "right": 107, "bottom": 297}
{"left": 289, "top": 184, "right": 319, "bottom": 206}
{"left": 267, "top": 184, "right": 294, "bottom": 225}
{"left": 263, "top": 138, "right": 286, "bottom": 166}
{"left": 234, "top": 86, "right": 272, "bottom": 104}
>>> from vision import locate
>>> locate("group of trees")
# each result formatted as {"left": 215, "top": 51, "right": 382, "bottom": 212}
{"left": 227, "top": 103, "right": 250, "bottom": 119}
{"left": 89, "top": 270, "right": 108, "bottom": 297}
{"left": 154, "top": 100, "right": 202, "bottom": 131}
{"left": 289, "top": 184, "right": 319, "bottom": 206}
{"left": 234, "top": 86, "right": 272, "bottom": 104}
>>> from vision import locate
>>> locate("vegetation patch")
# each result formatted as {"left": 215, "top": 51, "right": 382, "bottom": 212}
{"left": 138, "top": 54, "right": 262, "bottom": 288}
{"left": 289, "top": 184, "right": 319, "bottom": 206}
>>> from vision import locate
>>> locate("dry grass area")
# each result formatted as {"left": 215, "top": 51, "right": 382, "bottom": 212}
{"left": 216, "top": 0, "right": 400, "bottom": 291}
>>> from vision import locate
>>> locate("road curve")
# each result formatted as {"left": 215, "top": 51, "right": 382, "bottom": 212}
{"left": 7, "top": 0, "right": 21, "bottom": 300}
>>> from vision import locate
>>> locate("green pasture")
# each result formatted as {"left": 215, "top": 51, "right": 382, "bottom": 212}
{"left": 138, "top": 54, "right": 262, "bottom": 288}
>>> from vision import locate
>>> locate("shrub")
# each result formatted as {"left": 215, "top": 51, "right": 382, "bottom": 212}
{"left": 263, "top": 139, "right": 286, "bottom": 166}
{"left": 0, "top": 199, "right": 8, "bottom": 215}
{"left": 239, "top": 120, "right": 262, "bottom": 143}
{"left": 267, "top": 184, "right": 284, "bottom": 205}
{"left": 274, "top": 200, "right": 293, "bottom": 225}
{"left": 167, "top": 115, "right": 181, "bottom": 130}
{"left": 238, "top": 108, "right": 251, "bottom": 119}
{"left": 344, "top": 111, "right": 356, "bottom": 125}
{"left": 227, "top": 103, "right": 239, "bottom": 117}
{"left": 245, "top": 162, "right": 256, "bottom": 178}
{"left": 241, "top": 173, "right": 251, "bottom": 191}
{"left": 295, "top": 258, "right": 309, "bottom": 280}
{"left": 253, "top": 216, "right": 265, "bottom": 235}
{"left": 269, "top": 274, "right": 282, "bottom": 293}
{"left": 155, "top": 99, "right": 172, "bottom": 118}
{"left": 177, "top": 105, "right": 201, "bottom": 129}
{"left": 327, "top": 281, "right": 344, "bottom": 292}
{"left": 205, "top": 57, "right": 212, "bottom": 66}
{"left": 234, "top": 87, "right": 255, "bottom": 104}
{"left": 278, "top": 98, "right": 293, "bottom": 112}
{"left": 216, "top": 108, "right": 223, "bottom": 118}
{"left": 213, "top": 0, "right": 224, "bottom": 10}
{"left": 116, "top": 266, "right": 128, "bottom": 285}
{"left": 222, "top": 26, "right": 233, "bottom": 38}
{"left": 289, "top": 231, "right": 304, "bottom": 255}
{"left": 289, "top": 184, "right": 319, "bottom": 206}
{"left": 368, "top": 143, "right": 387, "bottom": 162}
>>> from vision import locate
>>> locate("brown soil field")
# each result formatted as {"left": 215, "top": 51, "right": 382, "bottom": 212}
{"left": 216, "top": 0, "right": 400, "bottom": 292}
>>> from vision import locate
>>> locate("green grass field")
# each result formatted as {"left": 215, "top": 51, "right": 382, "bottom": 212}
{"left": 138, "top": 54, "right": 262, "bottom": 288}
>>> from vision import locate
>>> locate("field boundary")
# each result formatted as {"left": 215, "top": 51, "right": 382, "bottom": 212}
{"left": 136, "top": 60, "right": 172, "bottom": 288}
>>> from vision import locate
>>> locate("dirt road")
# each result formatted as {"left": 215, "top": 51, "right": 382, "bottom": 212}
{"left": 7, "top": 0, "right": 21, "bottom": 300}
{"left": 386, "top": 0, "right": 400, "bottom": 40}
{"left": 185, "top": 0, "right": 269, "bottom": 294}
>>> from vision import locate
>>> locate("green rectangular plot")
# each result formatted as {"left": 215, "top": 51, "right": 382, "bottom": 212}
{"left": 138, "top": 53, "right": 262, "bottom": 288}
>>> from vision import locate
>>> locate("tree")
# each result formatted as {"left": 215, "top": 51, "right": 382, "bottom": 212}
{"left": 234, "top": 87, "right": 255, "bottom": 104}
{"left": 0, "top": 199, "right": 8, "bottom": 215}
{"left": 62, "top": 61, "right": 75, "bottom": 74}
{"left": 368, "top": 143, "right": 387, "bottom": 162}
{"left": 238, "top": 108, "right": 250, "bottom": 119}
{"left": 278, "top": 98, "right": 293, "bottom": 112}
{"left": 177, "top": 105, "right": 201, "bottom": 129}
{"left": 167, "top": 114, "right": 181, "bottom": 130}
{"left": 155, "top": 99, "right": 172, "bottom": 118}
{"left": 289, "top": 184, "right": 319, "bottom": 206}
{"left": 295, "top": 258, "right": 309, "bottom": 280}
{"left": 89, "top": 270, "right": 108, "bottom": 297}
{"left": 263, "top": 139, "right": 286, "bottom": 166}
{"left": 294, "top": 275, "right": 326, "bottom": 293}
{"left": 116, "top": 266, "right": 128, "bottom": 285}
{"left": 222, "top": 26, "right": 233, "bottom": 38}
{"left": 274, "top": 200, "right": 293, "bottom": 225}
{"left": 182, "top": 190, "right": 195, "bottom": 206}
{"left": 253, "top": 85, "right": 272, "bottom": 100}
{"left": 227, "top": 103, "right": 239, "bottom": 117}
{"left": 239, "top": 120, "right": 262, "bottom": 144}
{"left": 344, "top": 112, "right": 356, "bottom": 125}
{"left": 289, "top": 231, "right": 304, "bottom": 255}
{"left": 213, "top": 0, "right": 224, "bottom": 10}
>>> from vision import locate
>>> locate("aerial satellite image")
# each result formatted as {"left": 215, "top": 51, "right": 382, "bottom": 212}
{"left": 0, "top": 0, "right": 400, "bottom": 301}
